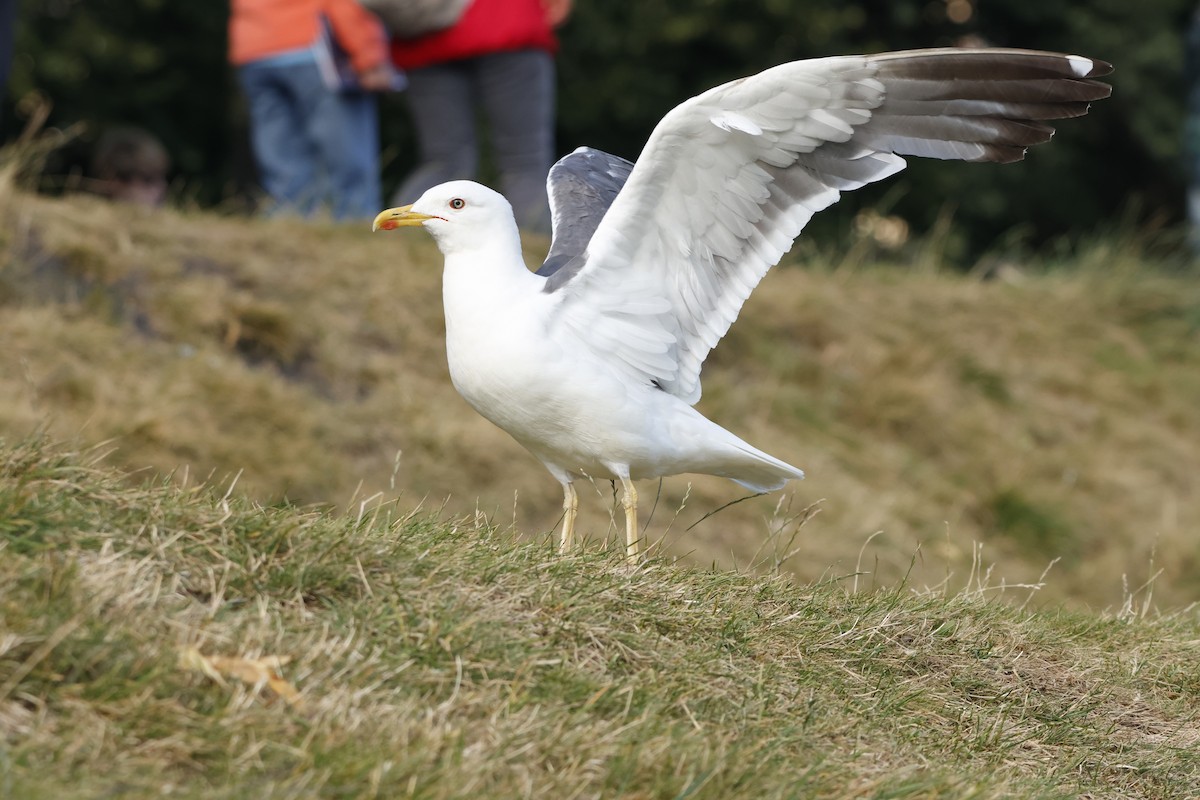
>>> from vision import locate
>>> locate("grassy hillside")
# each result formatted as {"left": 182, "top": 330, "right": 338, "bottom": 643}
{"left": 3, "top": 437, "right": 1199, "bottom": 799}
{"left": 0, "top": 171, "right": 1198, "bottom": 608}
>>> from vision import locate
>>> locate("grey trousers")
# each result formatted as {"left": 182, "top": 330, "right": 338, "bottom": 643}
{"left": 396, "top": 48, "right": 555, "bottom": 235}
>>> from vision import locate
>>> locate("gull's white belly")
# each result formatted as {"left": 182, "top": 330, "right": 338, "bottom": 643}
{"left": 446, "top": 311, "right": 670, "bottom": 479}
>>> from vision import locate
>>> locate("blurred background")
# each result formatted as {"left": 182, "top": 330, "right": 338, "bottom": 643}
{"left": 0, "top": 0, "right": 1187, "bottom": 254}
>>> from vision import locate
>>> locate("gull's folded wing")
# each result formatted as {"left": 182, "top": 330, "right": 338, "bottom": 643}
{"left": 538, "top": 147, "right": 635, "bottom": 287}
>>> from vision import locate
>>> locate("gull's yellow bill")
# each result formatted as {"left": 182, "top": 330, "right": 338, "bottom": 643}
{"left": 372, "top": 205, "right": 435, "bottom": 231}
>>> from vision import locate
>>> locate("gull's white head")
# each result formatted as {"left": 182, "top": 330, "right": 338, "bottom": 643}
{"left": 372, "top": 180, "right": 517, "bottom": 254}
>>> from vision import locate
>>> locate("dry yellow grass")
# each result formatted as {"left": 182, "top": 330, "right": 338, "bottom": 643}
{"left": 1, "top": 174, "right": 1197, "bottom": 608}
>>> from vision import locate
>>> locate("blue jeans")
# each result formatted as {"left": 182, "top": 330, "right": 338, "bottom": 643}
{"left": 238, "top": 53, "right": 380, "bottom": 221}
{"left": 396, "top": 49, "right": 555, "bottom": 234}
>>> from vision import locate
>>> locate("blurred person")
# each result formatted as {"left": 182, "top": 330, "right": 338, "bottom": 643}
{"left": 229, "top": 0, "right": 396, "bottom": 220}
{"left": 390, "top": 0, "right": 572, "bottom": 235}
{"left": 90, "top": 126, "right": 171, "bottom": 208}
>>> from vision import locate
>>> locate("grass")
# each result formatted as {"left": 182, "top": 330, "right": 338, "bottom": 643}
{"left": 2, "top": 435, "right": 1199, "bottom": 799}
{"left": 2, "top": 147, "right": 1200, "bottom": 795}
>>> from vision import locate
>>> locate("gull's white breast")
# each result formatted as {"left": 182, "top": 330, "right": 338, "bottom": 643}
{"left": 440, "top": 254, "right": 655, "bottom": 478}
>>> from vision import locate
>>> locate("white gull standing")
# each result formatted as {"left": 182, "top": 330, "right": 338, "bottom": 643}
{"left": 373, "top": 48, "right": 1112, "bottom": 563}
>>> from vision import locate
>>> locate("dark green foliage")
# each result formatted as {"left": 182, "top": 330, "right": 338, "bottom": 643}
{"left": 4, "top": 0, "right": 242, "bottom": 204}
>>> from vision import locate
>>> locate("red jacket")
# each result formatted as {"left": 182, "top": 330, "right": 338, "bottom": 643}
{"left": 229, "top": 0, "right": 388, "bottom": 73}
{"left": 391, "top": 0, "right": 556, "bottom": 71}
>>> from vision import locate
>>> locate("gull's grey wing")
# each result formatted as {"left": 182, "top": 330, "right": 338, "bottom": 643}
{"left": 536, "top": 147, "right": 634, "bottom": 289}
{"left": 543, "top": 49, "right": 1112, "bottom": 404}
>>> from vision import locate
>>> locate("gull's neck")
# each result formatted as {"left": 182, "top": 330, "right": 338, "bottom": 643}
{"left": 438, "top": 218, "right": 543, "bottom": 321}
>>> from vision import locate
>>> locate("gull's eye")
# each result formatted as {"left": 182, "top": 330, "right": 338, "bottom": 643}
{"left": 449, "top": 198, "right": 466, "bottom": 210}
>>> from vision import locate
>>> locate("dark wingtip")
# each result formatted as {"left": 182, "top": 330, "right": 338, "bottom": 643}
{"left": 1082, "top": 57, "right": 1114, "bottom": 78}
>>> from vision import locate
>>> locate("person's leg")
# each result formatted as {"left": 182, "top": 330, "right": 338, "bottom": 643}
{"left": 395, "top": 62, "right": 478, "bottom": 204}
{"left": 239, "top": 60, "right": 320, "bottom": 216}
{"left": 475, "top": 49, "right": 555, "bottom": 234}
{"left": 286, "top": 57, "right": 375, "bottom": 219}
{"left": 322, "top": 89, "right": 381, "bottom": 220}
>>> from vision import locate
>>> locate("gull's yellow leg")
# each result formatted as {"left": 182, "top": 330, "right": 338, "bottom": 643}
{"left": 558, "top": 482, "right": 578, "bottom": 554}
{"left": 620, "top": 476, "right": 640, "bottom": 563}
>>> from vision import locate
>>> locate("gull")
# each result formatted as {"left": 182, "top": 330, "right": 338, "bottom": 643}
{"left": 374, "top": 48, "right": 1111, "bottom": 563}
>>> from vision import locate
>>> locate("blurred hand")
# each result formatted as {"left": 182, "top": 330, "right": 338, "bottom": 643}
{"left": 542, "top": 0, "right": 572, "bottom": 28}
{"left": 357, "top": 63, "right": 398, "bottom": 92}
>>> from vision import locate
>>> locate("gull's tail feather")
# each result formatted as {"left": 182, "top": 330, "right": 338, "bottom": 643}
{"left": 720, "top": 443, "right": 805, "bottom": 494}
{"left": 679, "top": 409, "right": 805, "bottom": 493}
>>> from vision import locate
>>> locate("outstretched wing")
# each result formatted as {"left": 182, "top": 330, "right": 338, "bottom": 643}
{"left": 537, "top": 147, "right": 634, "bottom": 289}
{"left": 543, "top": 48, "right": 1112, "bottom": 405}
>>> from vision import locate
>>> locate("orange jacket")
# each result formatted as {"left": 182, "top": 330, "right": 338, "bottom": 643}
{"left": 229, "top": 0, "right": 388, "bottom": 73}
